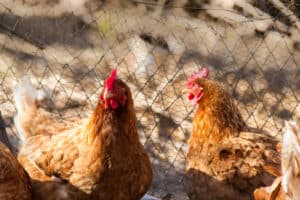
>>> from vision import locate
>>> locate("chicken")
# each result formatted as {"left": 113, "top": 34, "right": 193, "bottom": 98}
{"left": 0, "top": 111, "right": 13, "bottom": 152}
{"left": 0, "top": 111, "right": 85, "bottom": 200}
{"left": 281, "top": 120, "right": 300, "bottom": 200}
{"left": 253, "top": 177, "right": 283, "bottom": 200}
{"left": 184, "top": 68, "right": 280, "bottom": 200}
{"left": 0, "top": 141, "right": 32, "bottom": 200}
{"left": 30, "top": 179, "right": 89, "bottom": 200}
{"left": 15, "top": 69, "right": 153, "bottom": 200}
{"left": 254, "top": 120, "right": 300, "bottom": 200}
{"left": 0, "top": 109, "right": 32, "bottom": 200}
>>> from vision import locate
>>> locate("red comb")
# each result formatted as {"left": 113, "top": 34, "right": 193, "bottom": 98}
{"left": 193, "top": 68, "right": 209, "bottom": 79}
{"left": 105, "top": 68, "right": 117, "bottom": 90}
{"left": 187, "top": 67, "right": 209, "bottom": 89}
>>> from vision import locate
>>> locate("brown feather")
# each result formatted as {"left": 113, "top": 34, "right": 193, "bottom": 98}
{"left": 254, "top": 177, "right": 284, "bottom": 200}
{"left": 31, "top": 179, "right": 90, "bottom": 200}
{"left": 0, "top": 142, "right": 32, "bottom": 200}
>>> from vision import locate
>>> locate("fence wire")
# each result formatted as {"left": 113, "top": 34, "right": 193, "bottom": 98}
{"left": 0, "top": 0, "right": 300, "bottom": 199}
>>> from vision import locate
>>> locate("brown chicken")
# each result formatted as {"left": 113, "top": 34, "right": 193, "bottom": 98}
{"left": 185, "top": 68, "right": 280, "bottom": 200}
{"left": 254, "top": 120, "right": 300, "bottom": 200}
{"left": 254, "top": 177, "right": 283, "bottom": 200}
{"left": 0, "top": 141, "right": 32, "bottom": 200}
{"left": 15, "top": 69, "right": 153, "bottom": 200}
{"left": 0, "top": 111, "right": 86, "bottom": 200}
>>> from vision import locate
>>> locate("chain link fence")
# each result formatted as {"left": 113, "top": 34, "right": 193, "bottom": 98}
{"left": 0, "top": 0, "right": 300, "bottom": 199}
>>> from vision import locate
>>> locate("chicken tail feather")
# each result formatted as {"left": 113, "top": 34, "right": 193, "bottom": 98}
{"left": 13, "top": 76, "right": 38, "bottom": 142}
{"left": 281, "top": 120, "right": 300, "bottom": 198}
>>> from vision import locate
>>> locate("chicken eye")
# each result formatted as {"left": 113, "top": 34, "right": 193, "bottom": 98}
{"left": 188, "top": 93, "right": 195, "bottom": 100}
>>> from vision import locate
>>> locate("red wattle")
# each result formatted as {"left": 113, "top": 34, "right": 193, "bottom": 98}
{"left": 110, "top": 99, "right": 119, "bottom": 109}
{"left": 105, "top": 99, "right": 110, "bottom": 108}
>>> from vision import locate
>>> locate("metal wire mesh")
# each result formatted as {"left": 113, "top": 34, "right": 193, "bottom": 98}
{"left": 0, "top": 1, "right": 300, "bottom": 199}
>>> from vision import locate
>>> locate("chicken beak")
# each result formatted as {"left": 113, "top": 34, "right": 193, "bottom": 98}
{"left": 182, "top": 88, "right": 189, "bottom": 95}
{"left": 103, "top": 89, "right": 113, "bottom": 99}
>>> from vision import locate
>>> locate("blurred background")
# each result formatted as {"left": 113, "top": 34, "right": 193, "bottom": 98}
{"left": 0, "top": 0, "right": 299, "bottom": 199}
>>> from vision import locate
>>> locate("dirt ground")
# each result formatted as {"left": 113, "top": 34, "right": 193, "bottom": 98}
{"left": 0, "top": 1, "right": 300, "bottom": 199}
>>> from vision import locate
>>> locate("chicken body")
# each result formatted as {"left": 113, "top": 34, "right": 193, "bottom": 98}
{"left": 185, "top": 74, "right": 280, "bottom": 200}
{"left": 254, "top": 177, "right": 283, "bottom": 200}
{"left": 254, "top": 120, "right": 300, "bottom": 200}
{"left": 15, "top": 74, "right": 152, "bottom": 200}
{"left": 0, "top": 141, "right": 32, "bottom": 200}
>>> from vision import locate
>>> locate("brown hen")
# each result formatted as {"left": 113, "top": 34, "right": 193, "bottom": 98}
{"left": 185, "top": 68, "right": 280, "bottom": 200}
{"left": 0, "top": 111, "right": 85, "bottom": 200}
{"left": 254, "top": 120, "right": 300, "bottom": 200}
{"left": 15, "top": 69, "right": 153, "bottom": 200}
{"left": 0, "top": 141, "right": 32, "bottom": 200}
